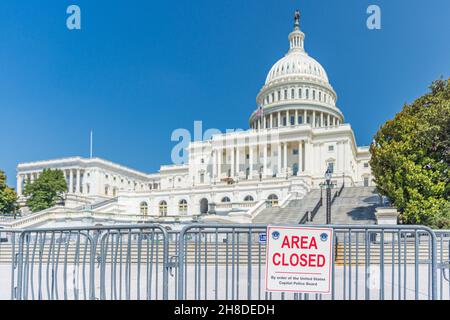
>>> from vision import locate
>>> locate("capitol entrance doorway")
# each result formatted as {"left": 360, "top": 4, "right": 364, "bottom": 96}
{"left": 199, "top": 198, "right": 209, "bottom": 214}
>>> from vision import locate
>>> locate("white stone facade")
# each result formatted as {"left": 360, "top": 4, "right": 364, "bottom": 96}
{"left": 16, "top": 14, "right": 373, "bottom": 219}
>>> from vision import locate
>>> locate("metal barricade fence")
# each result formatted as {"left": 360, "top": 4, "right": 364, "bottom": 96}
{"left": 0, "top": 224, "right": 448, "bottom": 300}
{"left": 12, "top": 224, "right": 170, "bottom": 300}
{"left": 177, "top": 224, "right": 444, "bottom": 300}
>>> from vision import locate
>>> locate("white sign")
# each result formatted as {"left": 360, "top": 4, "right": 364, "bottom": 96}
{"left": 265, "top": 226, "right": 333, "bottom": 294}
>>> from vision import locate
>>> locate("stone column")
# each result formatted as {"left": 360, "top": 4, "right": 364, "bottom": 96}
{"left": 277, "top": 112, "right": 281, "bottom": 127}
{"left": 295, "top": 109, "right": 298, "bottom": 125}
{"left": 277, "top": 143, "right": 282, "bottom": 176}
{"left": 312, "top": 112, "right": 316, "bottom": 128}
{"left": 249, "top": 146, "right": 254, "bottom": 179}
{"left": 217, "top": 149, "right": 222, "bottom": 180}
{"left": 327, "top": 114, "right": 330, "bottom": 127}
{"left": 236, "top": 146, "right": 240, "bottom": 177}
{"left": 305, "top": 141, "right": 311, "bottom": 173}
{"left": 269, "top": 113, "right": 273, "bottom": 129}
{"left": 69, "top": 169, "right": 74, "bottom": 193}
{"left": 231, "top": 148, "right": 235, "bottom": 178}
{"left": 76, "top": 169, "right": 80, "bottom": 194}
{"left": 304, "top": 110, "right": 307, "bottom": 124}
{"left": 212, "top": 150, "right": 217, "bottom": 180}
{"left": 283, "top": 142, "right": 288, "bottom": 174}
{"left": 17, "top": 175, "right": 23, "bottom": 196}
{"left": 320, "top": 112, "right": 324, "bottom": 127}
{"left": 263, "top": 143, "right": 268, "bottom": 177}
{"left": 298, "top": 141, "right": 303, "bottom": 175}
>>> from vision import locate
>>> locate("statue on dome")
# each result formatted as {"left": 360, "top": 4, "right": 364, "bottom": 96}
{"left": 294, "top": 10, "right": 300, "bottom": 28}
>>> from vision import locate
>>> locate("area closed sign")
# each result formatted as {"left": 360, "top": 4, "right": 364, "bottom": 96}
{"left": 265, "top": 226, "right": 333, "bottom": 294}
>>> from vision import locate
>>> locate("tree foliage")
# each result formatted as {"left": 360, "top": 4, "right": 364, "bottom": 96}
{"left": 370, "top": 78, "right": 450, "bottom": 228}
{"left": 0, "top": 170, "right": 17, "bottom": 214}
{"left": 23, "top": 169, "right": 67, "bottom": 213}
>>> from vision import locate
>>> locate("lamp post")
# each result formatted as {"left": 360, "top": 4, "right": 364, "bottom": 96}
{"left": 325, "top": 168, "right": 332, "bottom": 224}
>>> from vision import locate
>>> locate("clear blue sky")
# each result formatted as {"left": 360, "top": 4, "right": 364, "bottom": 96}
{"left": 0, "top": 0, "right": 449, "bottom": 186}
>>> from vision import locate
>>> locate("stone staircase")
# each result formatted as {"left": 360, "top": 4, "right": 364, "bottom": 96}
{"left": 252, "top": 189, "right": 321, "bottom": 224}
{"left": 308, "top": 186, "right": 379, "bottom": 225}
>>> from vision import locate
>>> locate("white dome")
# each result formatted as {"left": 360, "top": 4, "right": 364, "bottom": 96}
{"left": 265, "top": 51, "right": 329, "bottom": 85}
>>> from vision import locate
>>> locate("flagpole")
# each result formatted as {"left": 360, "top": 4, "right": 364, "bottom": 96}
{"left": 90, "top": 130, "right": 93, "bottom": 158}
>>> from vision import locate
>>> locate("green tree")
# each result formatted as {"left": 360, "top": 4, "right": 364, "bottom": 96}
{"left": 24, "top": 169, "right": 67, "bottom": 212}
{"left": 0, "top": 170, "right": 17, "bottom": 214}
{"left": 370, "top": 78, "right": 450, "bottom": 228}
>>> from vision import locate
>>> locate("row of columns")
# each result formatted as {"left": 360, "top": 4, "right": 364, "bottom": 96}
{"left": 212, "top": 140, "right": 307, "bottom": 180}
{"left": 16, "top": 168, "right": 85, "bottom": 196}
{"left": 253, "top": 110, "right": 340, "bottom": 130}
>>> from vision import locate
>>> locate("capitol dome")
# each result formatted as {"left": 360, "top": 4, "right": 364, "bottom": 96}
{"left": 265, "top": 52, "right": 329, "bottom": 85}
{"left": 250, "top": 11, "right": 344, "bottom": 130}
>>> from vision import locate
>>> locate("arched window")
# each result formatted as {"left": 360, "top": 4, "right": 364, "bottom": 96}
{"left": 159, "top": 200, "right": 168, "bottom": 216}
{"left": 178, "top": 199, "right": 188, "bottom": 214}
{"left": 244, "top": 195, "right": 254, "bottom": 202}
{"left": 140, "top": 202, "right": 148, "bottom": 215}
{"left": 221, "top": 196, "right": 231, "bottom": 203}
{"left": 267, "top": 194, "right": 279, "bottom": 207}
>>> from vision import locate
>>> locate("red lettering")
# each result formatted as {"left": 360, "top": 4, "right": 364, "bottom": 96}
{"left": 273, "top": 253, "right": 281, "bottom": 266}
{"left": 300, "top": 236, "right": 308, "bottom": 249}
{"left": 310, "top": 236, "right": 318, "bottom": 249}
{"left": 290, "top": 253, "right": 299, "bottom": 266}
{"left": 291, "top": 236, "right": 299, "bottom": 249}
{"left": 281, "top": 236, "right": 290, "bottom": 248}
{"left": 317, "top": 254, "right": 325, "bottom": 267}
{"left": 299, "top": 253, "right": 308, "bottom": 267}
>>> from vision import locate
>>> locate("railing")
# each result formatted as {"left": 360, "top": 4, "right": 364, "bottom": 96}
{"left": 299, "top": 197, "right": 323, "bottom": 224}
{"left": 332, "top": 183, "right": 345, "bottom": 204}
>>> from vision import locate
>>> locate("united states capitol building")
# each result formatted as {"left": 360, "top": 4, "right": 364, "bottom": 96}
{"left": 14, "top": 13, "right": 378, "bottom": 227}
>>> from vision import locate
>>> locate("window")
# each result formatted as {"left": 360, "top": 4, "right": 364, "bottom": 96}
{"left": 306, "top": 89, "right": 309, "bottom": 99}
{"left": 291, "top": 89, "right": 295, "bottom": 99}
{"left": 293, "top": 149, "right": 299, "bottom": 155}
{"left": 159, "top": 201, "right": 168, "bottom": 216}
{"left": 328, "top": 145, "right": 334, "bottom": 152}
{"left": 268, "top": 194, "right": 279, "bottom": 207}
{"left": 86, "top": 184, "right": 90, "bottom": 194}
{"left": 244, "top": 195, "right": 254, "bottom": 202}
{"left": 298, "top": 88, "right": 302, "bottom": 98}
{"left": 364, "top": 162, "right": 369, "bottom": 168}
{"left": 284, "top": 90, "right": 287, "bottom": 99}
{"left": 221, "top": 196, "right": 231, "bottom": 203}
{"left": 364, "top": 177, "right": 369, "bottom": 187}
{"left": 140, "top": 202, "right": 148, "bottom": 215}
{"left": 298, "top": 116, "right": 303, "bottom": 124}
{"left": 290, "top": 116, "right": 295, "bottom": 125}
{"left": 201, "top": 158, "right": 204, "bottom": 164}
{"left": 179, "top": 199, "right": 188, "bottom": 214}
{"left": 104, "top": 186, "right": 109, "bottom": 195}
{"left": 200, "top": 173, "right": 205, "bottom": 183}
{"left": 327, "top": 162, "right": 335, "bottom": 173}
{"left": 283, "top": 117, "right": 287, "bottom": 126}
{"left": 313, "top": 90, "right": 316, "bottom": 100}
